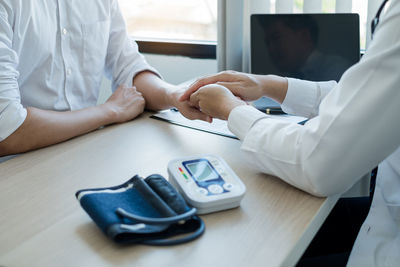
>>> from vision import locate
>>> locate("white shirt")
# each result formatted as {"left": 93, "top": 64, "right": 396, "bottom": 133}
{"left": 0, "top": 0, "right": 158, "bottom": 141}
{"left": 228, "top": 1, "right": 400, "bottom": 266}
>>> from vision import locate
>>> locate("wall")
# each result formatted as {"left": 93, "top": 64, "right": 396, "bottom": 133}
{"left": 97, "top": 54, "right": 217, "bottom": 104}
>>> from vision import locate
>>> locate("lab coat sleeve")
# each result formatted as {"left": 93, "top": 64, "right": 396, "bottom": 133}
{"left": 281, "top": 78, "right": 337, "bottom": 118}
{"left": 228, "top": 2, "right": 400, "bottom": 197}
{"left": 104, "top": 0, "right": 161, "bottom": 92}
{"left": 0, "top": 9, "right": 27, "bottom": 141}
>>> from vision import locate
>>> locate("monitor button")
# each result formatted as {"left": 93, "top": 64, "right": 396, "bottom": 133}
{"left": 208, "top": 184, "right": 223, "bottom": 194}
{"left": 197, "top": 188, "right": 208, "bottom": 195}
{"left": 223, "top": 183, "right": 234, "bottom": 191}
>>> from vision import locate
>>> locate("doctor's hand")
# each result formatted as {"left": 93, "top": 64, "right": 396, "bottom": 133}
{"left": 180, "top": 71, "right": 288, "bottom": 104}
{"left": 103, "top": 85, "right": 145, "bottom": 123}
{"left": 189, "top": 84, "right": 246, "bottom": 121}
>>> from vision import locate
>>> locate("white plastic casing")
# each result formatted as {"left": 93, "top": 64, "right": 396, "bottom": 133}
{"left": 168, "top": 155, "right": 246, "bottom": 214}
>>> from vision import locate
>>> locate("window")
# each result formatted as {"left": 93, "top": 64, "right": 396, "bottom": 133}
{"left": 271, "top": 0, "right": 368, "bottom": 49}
{"left": 118, "top": 0, "right": 217, "bottom": 43}
{"left": 118, "top": 0, "right": 369, "bottom": 58}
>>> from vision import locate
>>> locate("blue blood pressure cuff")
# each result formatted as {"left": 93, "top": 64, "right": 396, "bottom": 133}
{"left": 76, "top": 174, "right": 205, "bottom": 245}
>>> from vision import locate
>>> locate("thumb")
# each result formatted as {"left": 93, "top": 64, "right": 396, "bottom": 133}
{"left": 179, "top": 83, "right": 202, "bottom": 102}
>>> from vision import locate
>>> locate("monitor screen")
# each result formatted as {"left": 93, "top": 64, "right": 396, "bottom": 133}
{"left": 251, "top": 14, "right": 360, "bottom": 82}
{"left": 185, "top": 160, "right": 219, "bottom": 182}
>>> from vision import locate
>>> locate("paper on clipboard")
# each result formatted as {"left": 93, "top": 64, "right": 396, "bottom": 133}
{"left": 151, "top": 109, "right": 237, "bottom": 139}
{"left": 150, "top": 109, "right": 307, "bottom": 139}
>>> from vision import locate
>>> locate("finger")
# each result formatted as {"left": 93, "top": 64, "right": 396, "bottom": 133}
{"left": 179, "top": 71, "right": 238, "bottom": 102}
{"left": 187, "top": 101, "right": 197, "bottom": 108}
{"left": 179, "top": 81, "right": 205, "bottom": 102}
{"left": 183, "top": 73, "right": 233, "bottom": 98}
{"left": 189, "top": 91, "right": 200, "bottom": 108}
{"left": 128, "top": 86, "right": 140, "bottom": 95}
{"left": 133, "top": 88, "right": 143, "bottom": 96}
{"left": 186, "top": 107, "right": 213, "bottom": 122}
{"left": 216, "top": 82, "right": 242, "bottom": 95}
{"left": 126, "top": 86, "right": 142, "bottom": 99}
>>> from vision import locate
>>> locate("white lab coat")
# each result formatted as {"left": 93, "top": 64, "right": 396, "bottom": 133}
{"left": 228, "top": 1, "right": 400, "bottom": 266}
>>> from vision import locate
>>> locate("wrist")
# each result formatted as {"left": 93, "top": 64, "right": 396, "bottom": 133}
{"left": 165, "top": 86, "right": 180, "bottom": 108}
{"left": 224, "top": 99, "right": 246, "bottom": 120}
{"left": 99, "top": 102, "right": 118, "bottom": 125}
{"left": 261, "top": 75, "right": 288, "bottom": 104}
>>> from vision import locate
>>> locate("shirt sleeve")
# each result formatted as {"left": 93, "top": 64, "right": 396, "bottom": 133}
{"left": 104, "top": 0, "right": 161, "bottom": 92}
{"left": 0, "top": 10, "right": 27, "bottom": 142}
{"left": 280, "top": 78, "right": 336, "bottom": 118}
{"left": 228, "top": 1, "right": 400, "bottom": 197}
{"left": 228, "top": 105, "right": 270, "bottom": 140}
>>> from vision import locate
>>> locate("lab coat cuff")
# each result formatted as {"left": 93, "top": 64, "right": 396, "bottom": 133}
{"left": 228, "top": 105, "right": 269, "bottom": 140}
{"left": 281, "top": 78, "right": 318, "bottom": 117}
{"left": 0, "top": 103, "right": 27, "bottom": 141}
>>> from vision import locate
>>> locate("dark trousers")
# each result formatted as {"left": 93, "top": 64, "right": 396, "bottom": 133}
{"left": 296, "top": 197, "right": 372, "bottom": 267}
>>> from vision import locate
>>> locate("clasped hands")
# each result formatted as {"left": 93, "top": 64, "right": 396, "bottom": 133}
{"left": 179, "top": 71, "right": 282, "bottom": 122}
{"left": 105, "top": 71, "right": 286, "bottom": 124}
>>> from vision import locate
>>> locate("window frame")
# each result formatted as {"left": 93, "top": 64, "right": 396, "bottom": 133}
{"left": 136, "top": 39, "right": 217, "bottom": 59}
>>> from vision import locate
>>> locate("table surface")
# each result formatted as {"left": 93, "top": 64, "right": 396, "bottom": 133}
{"left": 0, "top": 113, "right": 337, "bottom": 267}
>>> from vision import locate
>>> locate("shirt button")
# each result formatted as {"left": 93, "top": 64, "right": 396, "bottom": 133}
{"left": 66, "top": 68, "right": 72, "bottom": 75}
{"left": 62, "top": 28, "right": 68, "bottom": 35}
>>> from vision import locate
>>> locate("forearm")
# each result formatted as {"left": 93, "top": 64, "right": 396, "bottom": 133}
{"left": 0, "top": 105, "right": 114, "bottom": 156}
{"left": 133, "top": 71, "right": 211, "bottom": 122}
{"left": 133, "top": 71, "right": 177, "bottom": 111}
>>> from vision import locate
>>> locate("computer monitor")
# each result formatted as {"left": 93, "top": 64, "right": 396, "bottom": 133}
{"left": 250, "top": 14, "right": 360, "bottom": 110}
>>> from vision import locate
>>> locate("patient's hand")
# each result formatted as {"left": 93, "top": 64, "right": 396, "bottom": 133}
{"left": 103, "top": 85, "right": 145, "bottom": 123}
{"left": 189, "top": 84, "right": 246, "bottom": 121}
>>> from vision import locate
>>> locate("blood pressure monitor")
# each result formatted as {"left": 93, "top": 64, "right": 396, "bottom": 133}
{"left": 168, "top": 155, "right": 246, "bottom": 214}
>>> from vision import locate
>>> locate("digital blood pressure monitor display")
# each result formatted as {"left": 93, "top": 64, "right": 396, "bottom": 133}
{"left": 168, "top": 155, "right": 246, "bottom": 214}
{"left": 184, "top": 159, "right": 219, "bottom": 182}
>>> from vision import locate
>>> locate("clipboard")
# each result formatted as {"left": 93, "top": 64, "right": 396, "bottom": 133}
{"left": 150, "top": 109, "right": 238, "bottom": 139}
{"left": 150, "top": 109, "right": 308, "bottom": 139}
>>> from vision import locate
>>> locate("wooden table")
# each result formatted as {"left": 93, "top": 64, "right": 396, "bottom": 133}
{"left": 0, "top": 113, "right": 337, "bottom": 267}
